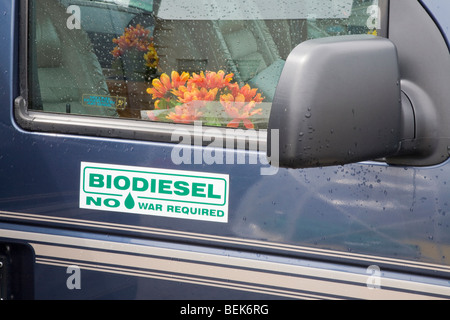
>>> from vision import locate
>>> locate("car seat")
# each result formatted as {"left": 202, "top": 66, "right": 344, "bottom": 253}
{"left": 153, "top": 17, "right": 285, "bottom": 101}
{"left": 215, "top": 20, "right": 285, "bottom": 101}
{"left": 34, "top": 0, "right": 117, "bottom": 116}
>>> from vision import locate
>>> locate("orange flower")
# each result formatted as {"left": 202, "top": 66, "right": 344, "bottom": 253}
{"left": 111, "top": 46, "right": 122, "bottom": 58}
{"left": 146, "top": 71, "right": 189, "bottom": 107}
{"left": 165, "top": 84, "right": 218, "bottom": 124}
{"left": 228, "top": 83, "right": 264, "bottom": 103}
{"left": 146, "top": 73, "right": 172, "bottom": 100}
{"left": 173, "top": 85, "right": 218, "bottom": 105}
{"left": 166, "top": 102, "right": 204, "bottom": 124}
{"left": 220, "top": 84, "right": 263, "bottom": 129}
{"left": 112, "top": 24, "right": 152, "bottom": 57}
{"left": 170, "top": 71, "right": 190, "bottom": 88}
{"left": 188, "top": 70, "right": 234, "bottom": 90}
{"left": 146, "top": 70, "right": 264, "bottom": 128}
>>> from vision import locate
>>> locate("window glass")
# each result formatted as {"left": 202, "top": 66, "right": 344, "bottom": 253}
{"left": 29, "top": 0, "right": 382, "bottom": 130}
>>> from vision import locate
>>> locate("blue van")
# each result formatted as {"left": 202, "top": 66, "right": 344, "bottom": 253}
{"left": 2, "top": 0, "right": 450, "bottom": 300}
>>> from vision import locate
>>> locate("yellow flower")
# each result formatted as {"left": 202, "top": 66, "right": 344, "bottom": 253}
{"left": 144, "top": 44, "right": 159, "bottom": 68}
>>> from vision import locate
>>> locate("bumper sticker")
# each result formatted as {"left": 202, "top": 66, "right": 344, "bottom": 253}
{"left": 80, "top": 162, "right": 229, "bottom": 223}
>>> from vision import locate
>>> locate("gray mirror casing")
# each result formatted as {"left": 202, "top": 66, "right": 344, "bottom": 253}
{"left": 268, "top": 35, "right": 403, "bottom": 168}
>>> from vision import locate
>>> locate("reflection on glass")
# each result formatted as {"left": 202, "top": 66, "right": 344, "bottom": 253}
{"left": 30, "top": 0, "right": 381, "bottom": 129}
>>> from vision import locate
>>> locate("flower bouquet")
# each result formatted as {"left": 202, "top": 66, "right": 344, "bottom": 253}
{"left": 145, "top": 70, "right": 265, "bottom": 129}
{"left": 111, "top": 24, "right": 159, "bottom": 81}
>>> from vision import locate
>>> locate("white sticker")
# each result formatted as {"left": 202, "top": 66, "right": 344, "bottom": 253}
{"left": 80, "top": 162, "right": 229, "bottom": 223}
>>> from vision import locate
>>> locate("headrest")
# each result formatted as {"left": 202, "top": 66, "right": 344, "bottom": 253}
{"left": 223, "top": 28, "right": 258, "bottom": 59}
{"left": 218, "top": 20, "right": 246, "bottom": 34}
{"left": 36, "top": 14, "right": 63, "bottom": 68}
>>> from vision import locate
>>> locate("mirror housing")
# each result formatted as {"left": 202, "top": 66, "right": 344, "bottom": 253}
{"left": 268, "top": 35, "right": 404, "bottom": 168}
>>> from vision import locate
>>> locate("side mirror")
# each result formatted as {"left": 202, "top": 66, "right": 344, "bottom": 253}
{"left": 268, "top": 35, "right": 405, "bottom": 168}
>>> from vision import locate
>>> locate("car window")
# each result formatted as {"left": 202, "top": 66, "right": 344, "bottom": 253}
{"left": 28, "top": 0, "right": 383, "bottom": 131}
